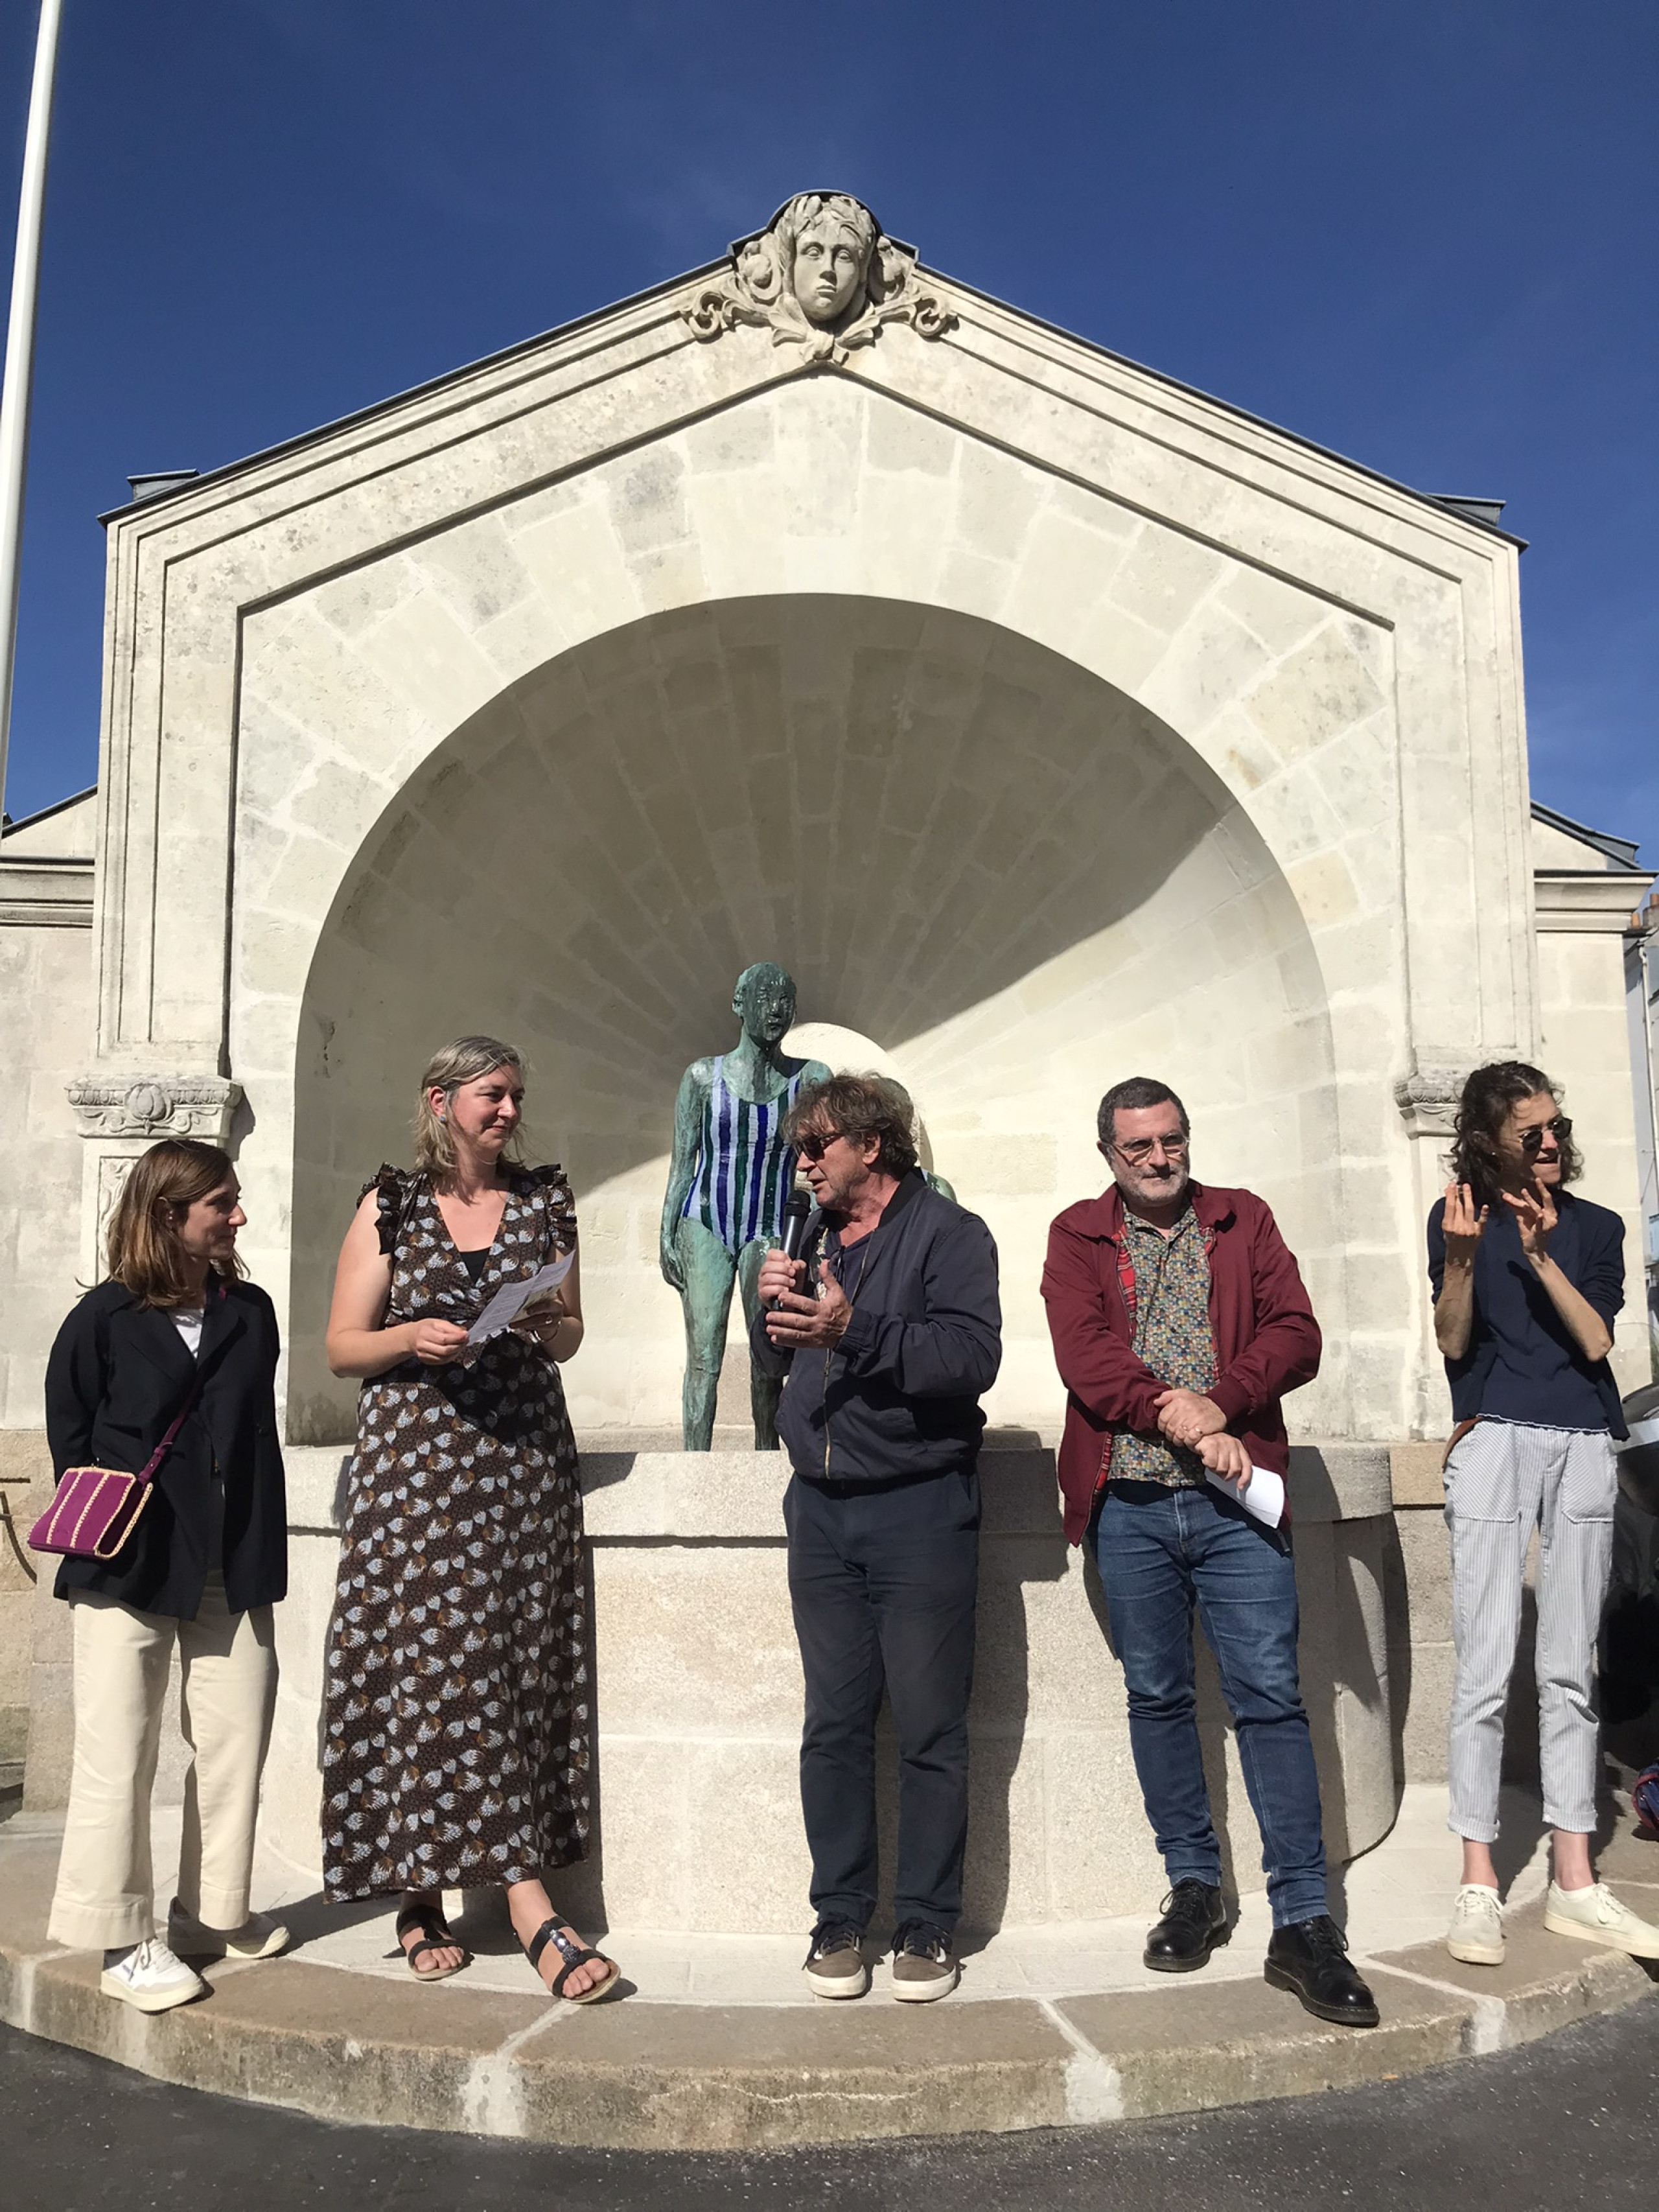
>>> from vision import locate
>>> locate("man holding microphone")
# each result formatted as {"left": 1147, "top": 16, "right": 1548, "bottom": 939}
{"left": 1042, "top": 1076, "right": 1378, "bottom": 2027}
{"left": 752, "top": 1074, "right": 1001, "bottom": 2004}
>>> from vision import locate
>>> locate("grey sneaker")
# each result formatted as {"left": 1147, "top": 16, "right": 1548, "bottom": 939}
{"left": 890, "top": 1920, "right": 959, "bottom": 2002}
{"left": 803, "top": 1920, "right": 870, "bottom": 1999}
{"left": 1446, "top": 1883, "right": 1504, "bottom": 1966}
{"left": 1544, "top": 1880, "right": 1659, "bottom": 1959}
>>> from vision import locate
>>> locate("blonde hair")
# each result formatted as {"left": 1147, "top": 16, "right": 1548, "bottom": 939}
{"left": 413, "top": 1036, "right": 527, "bottom": 1177}
{"left": 106, "top": 1139, "right": 245, "bottom": 1308}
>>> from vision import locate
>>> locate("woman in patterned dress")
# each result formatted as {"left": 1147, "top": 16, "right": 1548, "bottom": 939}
{"left": 321, "top": 1036, "right": 616, "bottom": 2001}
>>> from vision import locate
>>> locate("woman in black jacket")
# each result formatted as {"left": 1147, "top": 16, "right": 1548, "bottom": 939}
{"left": 43, "top": 1138, "right": 289, "bottom": 2014}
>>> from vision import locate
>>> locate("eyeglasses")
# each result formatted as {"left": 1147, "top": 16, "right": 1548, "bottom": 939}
{"left": 795, "top": 1130, "right": 846, "bottom": 1163}
{"left": 1111, "top": 1134, "right": 1189, "bottom": 1165}
{"left": 1519, "top": 1116, "right": 1572, "bottom": 1154}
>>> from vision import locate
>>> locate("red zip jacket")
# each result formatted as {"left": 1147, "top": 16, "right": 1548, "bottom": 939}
{"left": 1040, "top": 1182, "right": 1321, "bottom": 1544}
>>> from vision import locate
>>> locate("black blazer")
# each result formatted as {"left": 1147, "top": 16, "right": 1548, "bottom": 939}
{"left": 44, "top": 1277, "right": 288, "bottom": 1619}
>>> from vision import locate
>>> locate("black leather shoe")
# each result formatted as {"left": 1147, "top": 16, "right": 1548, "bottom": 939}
{"left": 1143, "top": 1881, "right": 1228, "bottom": 1972}
{"left": 1264, "top": 1915, "right": 1380, "bottom": 2026}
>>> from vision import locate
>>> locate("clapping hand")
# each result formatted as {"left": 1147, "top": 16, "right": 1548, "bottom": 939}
{"left": 1441, "top": 1182, "right": 1489, "bottom": 1264}
{"left": 1502, "top": 1176, "right": 1557, "bottom": 1264}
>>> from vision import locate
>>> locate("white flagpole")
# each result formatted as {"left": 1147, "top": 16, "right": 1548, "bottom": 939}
{"left": 0, "top": 0, "right": 64, "bottom": 827}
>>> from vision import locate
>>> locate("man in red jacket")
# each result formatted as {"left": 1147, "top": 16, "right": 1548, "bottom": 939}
{"left": 1041, "top": 1076, "right": 1377, "bottom": 2029}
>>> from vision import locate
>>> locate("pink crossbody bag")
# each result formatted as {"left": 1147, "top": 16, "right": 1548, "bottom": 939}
{"left": 29, "top": 1301, "right": 215, "bottom": 1562}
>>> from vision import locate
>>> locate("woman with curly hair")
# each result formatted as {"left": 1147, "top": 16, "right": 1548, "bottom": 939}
{"left": 1429, "top": 1060, "right": 1654, "bottom": 1969}
{"left": 320, "top": 1036, "right": 616, "bottom": 2003}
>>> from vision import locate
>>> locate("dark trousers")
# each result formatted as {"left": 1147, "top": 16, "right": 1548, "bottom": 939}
{"left": 784, "top": 1465, "right": 979, "bottom": 1931}
{"left": 1092, "top": 1479, "right": 1328, "bottom": 1927}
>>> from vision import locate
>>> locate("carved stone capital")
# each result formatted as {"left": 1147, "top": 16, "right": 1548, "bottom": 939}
{"left": 1393, "top": 1066, "right": 1468, "bottom": 1140}
{"left": 683, "top": 191, "right": 956, "bottom": 367}
{"left": 67, "top": 1076, "right": 243, "bottom": 1145}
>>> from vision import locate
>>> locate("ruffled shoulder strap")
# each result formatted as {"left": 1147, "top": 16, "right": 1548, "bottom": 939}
{"left": 520, "top": 1163, "right": 577, "bottom": 1251}
{"left": 359, "top": 1163, "right": 418, "bottom": 1257}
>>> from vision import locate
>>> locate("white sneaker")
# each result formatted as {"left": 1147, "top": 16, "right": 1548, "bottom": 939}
{"left": 1543, "top": 1881, "right": 1659, "bottom": 1960}
{"left": 168, "top": 1899, "right": 291, "bottom": 1961}
{"left": 1446, "top": 1883, "right": 1505, "bottom": 1966}
{"left": 100, "top": 1938, "right": 207, "bottom": 2014}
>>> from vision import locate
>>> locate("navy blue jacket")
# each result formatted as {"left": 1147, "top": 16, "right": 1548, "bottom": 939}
{"left": 1427, "top": 1188, "right": 1627, "bottom": 1438}
{"left": 750, "top": 1170, "right": 1001, "bottom": 1483}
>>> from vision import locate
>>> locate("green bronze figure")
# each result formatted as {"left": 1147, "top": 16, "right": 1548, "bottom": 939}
{"left": 660, "top": 965, "right": 831, "bottom": 1450}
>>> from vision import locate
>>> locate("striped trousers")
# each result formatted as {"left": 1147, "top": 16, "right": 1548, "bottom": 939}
{"left": 1444, "top": 1419, "right": 1617, "bottom": 1841}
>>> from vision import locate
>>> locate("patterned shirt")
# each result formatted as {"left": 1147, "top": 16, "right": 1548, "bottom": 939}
{"left": 1108, "top": 1204, "right": 1218, "bottom": 1489}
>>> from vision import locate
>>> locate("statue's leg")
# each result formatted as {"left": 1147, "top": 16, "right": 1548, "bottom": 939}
{"left": 675, "top": 1218, "right": 738, "bottom": 1452}
{"left": 737, "top": 1237, "right": 784, "bottom": 1452}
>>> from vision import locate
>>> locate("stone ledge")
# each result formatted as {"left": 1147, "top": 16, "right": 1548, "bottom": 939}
{"left": 2, "top": 1825, "right": 1654, "bottom": 2150}
{"left": 1390, "top": 1442, "right": 1446, "bottom": 1508}
{"left": 281, "top": 1441, "right": 1402, "bottom": 1541}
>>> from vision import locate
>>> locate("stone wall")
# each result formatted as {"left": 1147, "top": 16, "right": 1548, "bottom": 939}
{"left": 0, "top": 797, "right": 97, "bottom": 1764}
{"left": 0, "top": 794, "right": 95, "bottom": 1430}
{"left": 257, "top": 1441, "right": 1402, "bottom": 1931}
{"left": 71, "top": 266, "right": 1538, "bottom": 1460}
{"left": 1532, "top": 812, "right": 1655, "bottom": 1391}
{"left": 281, "top": 593, "right": 1352, "bottom": 1451}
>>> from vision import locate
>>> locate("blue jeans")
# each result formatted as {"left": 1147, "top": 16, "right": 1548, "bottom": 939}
{"left": 1092, "top": 1479, "right": 1327, "bottom": 1927}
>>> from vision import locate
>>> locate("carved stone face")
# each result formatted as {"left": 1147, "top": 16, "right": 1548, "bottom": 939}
{"left": 791, "top": 216, "right": 866, "bottom": 324}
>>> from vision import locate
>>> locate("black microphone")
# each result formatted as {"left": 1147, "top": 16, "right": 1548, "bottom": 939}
{"left": 771, "top": 1189, "right": 813, "bottom": 1308}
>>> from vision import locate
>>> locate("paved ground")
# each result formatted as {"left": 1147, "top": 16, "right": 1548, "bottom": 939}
{"left": 5, "top": 1999, "right": 1657, "bottom": 2211}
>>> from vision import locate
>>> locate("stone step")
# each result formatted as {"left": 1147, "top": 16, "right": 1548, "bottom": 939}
{"left": 2, "top": 1798, "right": 1655, "bottom": 2152}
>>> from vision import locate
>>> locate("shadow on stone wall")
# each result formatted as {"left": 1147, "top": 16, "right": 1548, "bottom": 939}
{"left": 287, "top": 594, "right": 1330, "bottom": 1446}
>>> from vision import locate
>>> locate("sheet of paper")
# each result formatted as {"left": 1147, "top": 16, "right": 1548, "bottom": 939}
{"left": 1207, "top": 1463, "right": 1286, "bottom": 1530}
{"left": 465, "top": 1250, "right": 575, "bottom": 1345}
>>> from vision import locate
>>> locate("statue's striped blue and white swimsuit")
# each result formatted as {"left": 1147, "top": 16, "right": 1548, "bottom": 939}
{"left": 680, "top": 1056, "right": 804, "bottom": 1254}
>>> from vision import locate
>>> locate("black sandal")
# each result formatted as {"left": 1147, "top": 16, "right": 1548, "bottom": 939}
{"left": 394, "top": 1900, "right": 470, "bottom": 1983}
{"left": 521, "top": 1915, "right": 620, "bottom": 2005}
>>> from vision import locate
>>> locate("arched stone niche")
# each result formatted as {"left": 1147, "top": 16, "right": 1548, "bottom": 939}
{"left": 286, "top": 594, "right": 1340, "bottom": 1446}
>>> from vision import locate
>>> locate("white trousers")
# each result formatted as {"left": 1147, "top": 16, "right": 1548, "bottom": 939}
{"left": 47, "top": 1572, "right": 277, "bottom": 1950}
{"left": 1444, "top": 1420, "right": 1616, "bottom": 1842}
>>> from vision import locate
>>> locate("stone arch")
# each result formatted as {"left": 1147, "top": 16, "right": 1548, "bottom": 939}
{"left": 285, "top": 594, "right": 1341, "bottom": 1445}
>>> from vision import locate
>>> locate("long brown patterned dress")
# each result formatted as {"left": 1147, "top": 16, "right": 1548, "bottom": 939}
{"left": 321, "top": 1163, "right": 591, "bottom": 1899}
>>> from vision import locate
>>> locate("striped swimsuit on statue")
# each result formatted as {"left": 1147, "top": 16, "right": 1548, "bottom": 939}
{"left": 680, "top": 1057, "right": 804, "bottom": 1255}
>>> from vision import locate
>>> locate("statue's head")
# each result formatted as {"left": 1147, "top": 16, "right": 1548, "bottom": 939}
{"left": 777, "top": 192, "right": 877, "bottom": 326}
{"left": 733, "top": 961, "right": 798, "bottom": 1046}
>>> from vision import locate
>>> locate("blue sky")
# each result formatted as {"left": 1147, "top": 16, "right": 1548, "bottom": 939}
{"left": 1, "top": 0, "right": 1654, "bottom": 852}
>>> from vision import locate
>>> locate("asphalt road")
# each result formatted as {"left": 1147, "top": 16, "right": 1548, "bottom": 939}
{"left": 4, "top": 2003, "right": 1656, "bottom": 2212}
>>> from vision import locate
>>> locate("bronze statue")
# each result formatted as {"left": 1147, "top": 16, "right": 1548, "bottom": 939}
{"left": 660, "top": 965, "right": 830, "bottom": 1450}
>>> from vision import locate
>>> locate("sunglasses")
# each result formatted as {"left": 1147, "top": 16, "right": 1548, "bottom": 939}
{"left": 1519, "top": 1116, "right": 1572, "bottom": 1155}
{"left": 795, "top": 1129, "right": 846, "bottom": 1163}
{"left": 1111, "top": 1134, "right": 1189, "bottom": 1165}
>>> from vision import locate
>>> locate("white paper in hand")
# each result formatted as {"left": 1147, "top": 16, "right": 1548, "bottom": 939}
{"left": 1206, "top": 1463, "right": 1286, "bottom": 1530}
{"left": 466, "top": 1250, "right": 575, "bottom": 1346}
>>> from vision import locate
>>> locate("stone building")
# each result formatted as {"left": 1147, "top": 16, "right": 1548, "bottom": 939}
{"left": 1, "top": 196, "right": 1653, "bottom": 1922}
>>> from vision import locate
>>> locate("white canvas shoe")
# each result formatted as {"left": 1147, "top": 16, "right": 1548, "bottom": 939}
{"left": 1543, "top": 1881, "right": 1659, "bottom": 1959}
{"left": 1446, "top": 1883, "right": 1505, "bottom": 1966}
{"left": 168, "top": 1900, "right": 290, "bottom": 1961}
{"left": 100, "top": 1938, "right": 207, "bottom": 2014}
